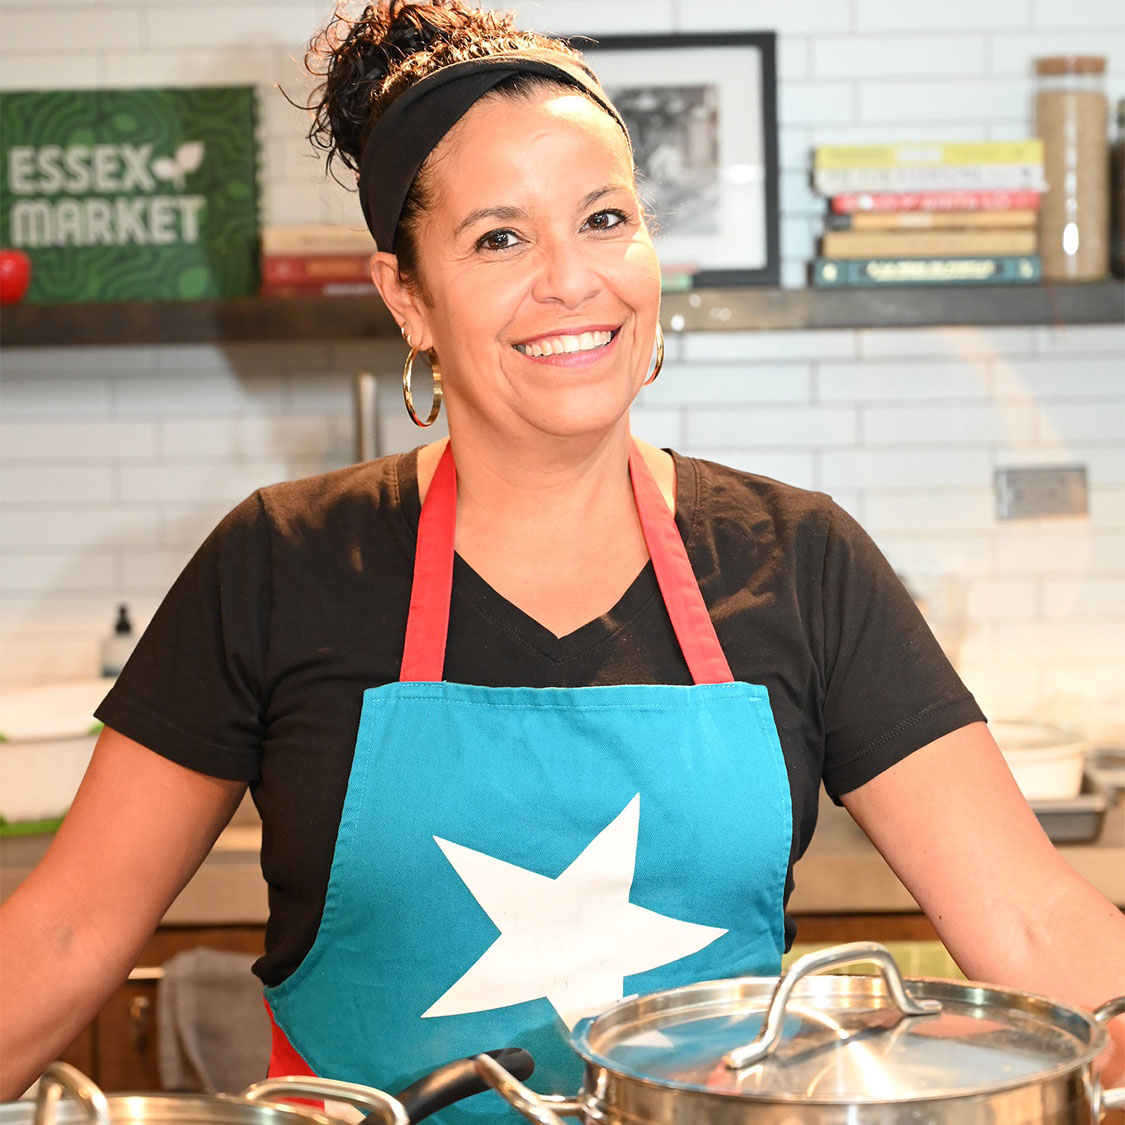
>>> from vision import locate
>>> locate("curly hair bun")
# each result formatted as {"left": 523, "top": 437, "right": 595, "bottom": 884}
{"left": 306, "top": 1, "right": 580, "bottom": 177}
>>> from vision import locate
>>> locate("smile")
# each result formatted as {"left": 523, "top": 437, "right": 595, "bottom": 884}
{"left": 514, "top": 329, "right": 616, "bottom": 358}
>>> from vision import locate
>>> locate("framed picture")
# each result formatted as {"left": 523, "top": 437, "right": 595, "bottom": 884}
{"left": 579, "top": 32, "right": 779, "bottom": 288}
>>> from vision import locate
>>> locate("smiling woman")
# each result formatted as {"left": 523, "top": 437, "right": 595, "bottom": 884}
{"left": 372, "top": 89, "right": 662, "bottom": 454}
{"left": 1, "top": 0, "right": 1123, "bottom": 1117}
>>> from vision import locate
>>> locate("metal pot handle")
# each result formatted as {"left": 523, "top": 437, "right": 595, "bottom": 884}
{"left": 242, "top": 1077, "right": 408, "bottom": 1125}
{"left": 723, "top": 940, "right": 943, "bottom": 1070}
{"left": 33, "top": 1065, "right": 110, "bottom": 1125}
{"left": 33, "top": 1064, "right": 110, "bottom": 1125}
{"left": 1094, "top": 996, "right": 1125, "bottom": 1114}
{"left": 472, "top": 1055, "right": 582, "bottom": 1124}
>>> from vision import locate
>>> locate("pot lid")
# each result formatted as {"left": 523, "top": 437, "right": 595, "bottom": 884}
{"left": 571, "top": 944, "right": 1102, "bottom": 1103}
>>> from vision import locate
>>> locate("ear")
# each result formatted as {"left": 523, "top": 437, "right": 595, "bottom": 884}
{"left": 370, "top": 252, "right": 432, "bottom": 349}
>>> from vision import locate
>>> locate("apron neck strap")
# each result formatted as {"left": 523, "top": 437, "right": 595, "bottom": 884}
{"left": 627, "top": 443, "right": 734, "bottom": 685}
{"left": 400, "top": 441, "right": 734, "bottom": 685}
{"left": 400, "top": 444, "right": 457, "bottom": 683}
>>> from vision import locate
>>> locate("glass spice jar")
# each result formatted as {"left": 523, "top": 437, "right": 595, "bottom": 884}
{"left": 1033, "top": 55, "right": 1109, "bottom": 281}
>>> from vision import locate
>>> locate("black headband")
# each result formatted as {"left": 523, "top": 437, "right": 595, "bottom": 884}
{"left": 358, "top": 49, "right": 629, "bottom": 252}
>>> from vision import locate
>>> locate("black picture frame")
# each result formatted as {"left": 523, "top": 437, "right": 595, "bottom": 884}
{"left": 577, "top": 32, "right": 780, "bottom": 288}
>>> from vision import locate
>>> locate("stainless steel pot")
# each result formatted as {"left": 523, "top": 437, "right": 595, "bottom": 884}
{"left": 3, "top": 1064, "right": 408, "bottom": 1125}
{"left": 3, "top": 1048, "right": 536, "bottom": 1125}
{"left": 475, "top": 942, "right": 1125, "bottom": 1124}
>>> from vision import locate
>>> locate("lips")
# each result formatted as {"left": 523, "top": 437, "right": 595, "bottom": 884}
{"left": 513, "top": 327, "right": 618, "bottom": 358}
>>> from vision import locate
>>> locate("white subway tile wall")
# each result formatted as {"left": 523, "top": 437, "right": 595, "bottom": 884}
{"left": 1, "top": 1, "right": 1123, "bottom": 738}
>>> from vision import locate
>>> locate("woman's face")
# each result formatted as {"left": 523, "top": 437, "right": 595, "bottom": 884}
{"left": 385, "top": 88, "right": 662, "bottom": 446}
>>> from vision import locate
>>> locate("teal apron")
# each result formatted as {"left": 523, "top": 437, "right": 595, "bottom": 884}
{"left": 264, "top": 441, "right": 792, "bottom": 1121}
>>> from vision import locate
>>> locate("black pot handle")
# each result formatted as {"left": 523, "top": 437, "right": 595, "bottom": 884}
{"left": 393, "top": 1047, "right": 535, "bottom": 1123}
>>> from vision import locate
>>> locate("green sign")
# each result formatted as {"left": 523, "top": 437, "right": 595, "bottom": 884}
{"left": 0, "top": 86, "right": 260, "bottom": 303}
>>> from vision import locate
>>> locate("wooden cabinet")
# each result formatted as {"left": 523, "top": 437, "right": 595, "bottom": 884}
{"left": 57, "top": 926, "right": 265, "bottom": 1093}
{"left": 790, "top": 911, "right": 942, "bottom": 944}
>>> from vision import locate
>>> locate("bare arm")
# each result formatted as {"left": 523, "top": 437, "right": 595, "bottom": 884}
{"left": 0, "top": 727, "right": 247, "bottom": 1097}
{"left": 842, "top": 721, "right": 1125, "bottom": 1084}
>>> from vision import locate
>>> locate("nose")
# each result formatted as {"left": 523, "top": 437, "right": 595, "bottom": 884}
{"left": 530, "top": 235, "right": 601, "bottom": 308}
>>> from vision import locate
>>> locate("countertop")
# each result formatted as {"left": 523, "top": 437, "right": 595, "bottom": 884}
{"left": 789, "top": 790, "right": 1125, "bottom": 913}
{"left": 3, "top": 792, "right": 1122, "bottom": 924}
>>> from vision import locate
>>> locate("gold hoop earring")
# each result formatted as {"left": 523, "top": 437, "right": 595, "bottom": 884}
{"left": 403, "top": 345, "right": 442, "bottom": 427}
{"left": 643, "top": 323, "right": 664, "bottom": 386}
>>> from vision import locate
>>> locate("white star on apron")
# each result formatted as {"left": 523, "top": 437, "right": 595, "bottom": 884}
{"left": 422, "top": 794, "right": 729, "bottom": 1029}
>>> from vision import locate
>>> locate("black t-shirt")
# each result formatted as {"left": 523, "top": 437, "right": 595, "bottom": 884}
{"left": 96, "top": 449, "right": 984, "bottom": 986}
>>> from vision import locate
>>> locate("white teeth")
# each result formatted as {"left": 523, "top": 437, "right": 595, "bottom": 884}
{"left": 516, "top": 330, "right": 613, "bottom": 357}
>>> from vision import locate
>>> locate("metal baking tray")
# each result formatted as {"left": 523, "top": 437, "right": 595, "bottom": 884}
{"left": 1028, "top": 770, "right": 1110, "bottom": 844}
{"left": 1086, "top": 746, "right": 1125, "bottom": 794}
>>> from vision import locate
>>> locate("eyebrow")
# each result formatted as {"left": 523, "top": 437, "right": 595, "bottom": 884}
{"left": 452, "top": 184, "right": 632, "bottom": 239}
{"left": 453, "top": 204, "right": 526, "bottom": 239}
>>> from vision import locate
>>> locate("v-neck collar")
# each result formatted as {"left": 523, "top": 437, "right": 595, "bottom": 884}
{"left": 395, "top": 447, "right": 699, "bottom": 664}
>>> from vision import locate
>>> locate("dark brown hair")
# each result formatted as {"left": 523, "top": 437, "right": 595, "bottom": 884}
{"left": 305, "top": 1, "right": 587, "bottom": 282}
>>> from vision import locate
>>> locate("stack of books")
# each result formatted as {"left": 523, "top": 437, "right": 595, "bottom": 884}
{"left": 260, "top": 224, "right": 377, "bottom": 298}
{"left": 810, "top": 141, "right": 1045, "bottom": 286}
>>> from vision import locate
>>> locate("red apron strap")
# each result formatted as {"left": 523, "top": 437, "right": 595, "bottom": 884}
{"left": 400, "top": 442, "right": 457, "bottom": 682}
{"left": 399, "top": 440, "right": 733, "bottom": 686}
{"left": 628, "top": 442, "right": 734, "bottom": 685}
{"left": 264, "top": 998, "right": 319, "bottom": 1082}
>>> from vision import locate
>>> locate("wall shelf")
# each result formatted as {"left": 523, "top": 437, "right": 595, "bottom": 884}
{"left": 1, "top": 282, "right": 1122, "bottom": 348}
{"left": 662, "top": 281, "right": 1124, "bottom": 333}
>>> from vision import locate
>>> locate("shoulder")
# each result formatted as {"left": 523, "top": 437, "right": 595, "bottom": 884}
{"left": 247, "top": 452, "right": 415, "bottom": 538}
{"left": 675, "top": 451, "right": 845, "bottom": 552}
{"left": 673, "top": 452, "right": 897, "bottom": 607}
{"left": 187, "top": 454, "right": 416, "bottom": 578}
{"left": 256, "top": 451, "right": 410, "bottom": 514}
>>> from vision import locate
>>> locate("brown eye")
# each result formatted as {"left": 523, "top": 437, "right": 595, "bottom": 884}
{"left": 584, "top": 209, "right": 627, "bottom": 232}
{"left": 477, "top": 228, "right": 520, "bottom": 252}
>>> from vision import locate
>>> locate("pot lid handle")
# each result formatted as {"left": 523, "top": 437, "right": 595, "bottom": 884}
{"left": 242, "top": 1077, "right": 408, "bottom": 1125}
{"left": 34, "top": 1064, "right": 109, "bottom": 1125}
{"left": 723, "top": 941, "right": 942, "bottom": 1071}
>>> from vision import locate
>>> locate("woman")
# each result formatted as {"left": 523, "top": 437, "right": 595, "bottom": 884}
{"left": 2, "top": 0, "right": 1123, "bottom": 1113}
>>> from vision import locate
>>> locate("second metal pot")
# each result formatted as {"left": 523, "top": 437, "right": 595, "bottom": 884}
{"left": 7, "top": 1047, "right": 536, "bottom": 1125}
{"left": 14, "top": 1065, "right": 408, "bottom": 1125}
{"left": 476, "top": 942, "right": 1125, "bottom": 1124}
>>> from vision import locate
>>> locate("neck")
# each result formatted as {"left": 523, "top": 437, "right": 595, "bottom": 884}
{"left": 456, "top": 425, "right": 634, "bottom": 521}
{"left": 423, "top": 421, "right": 640, "bottom": 583}
{"left": 413, "top": 426, "right": 675, "bottom": 639}
{"left": 416, "top": 425, "right": 674, "bottom": 520}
